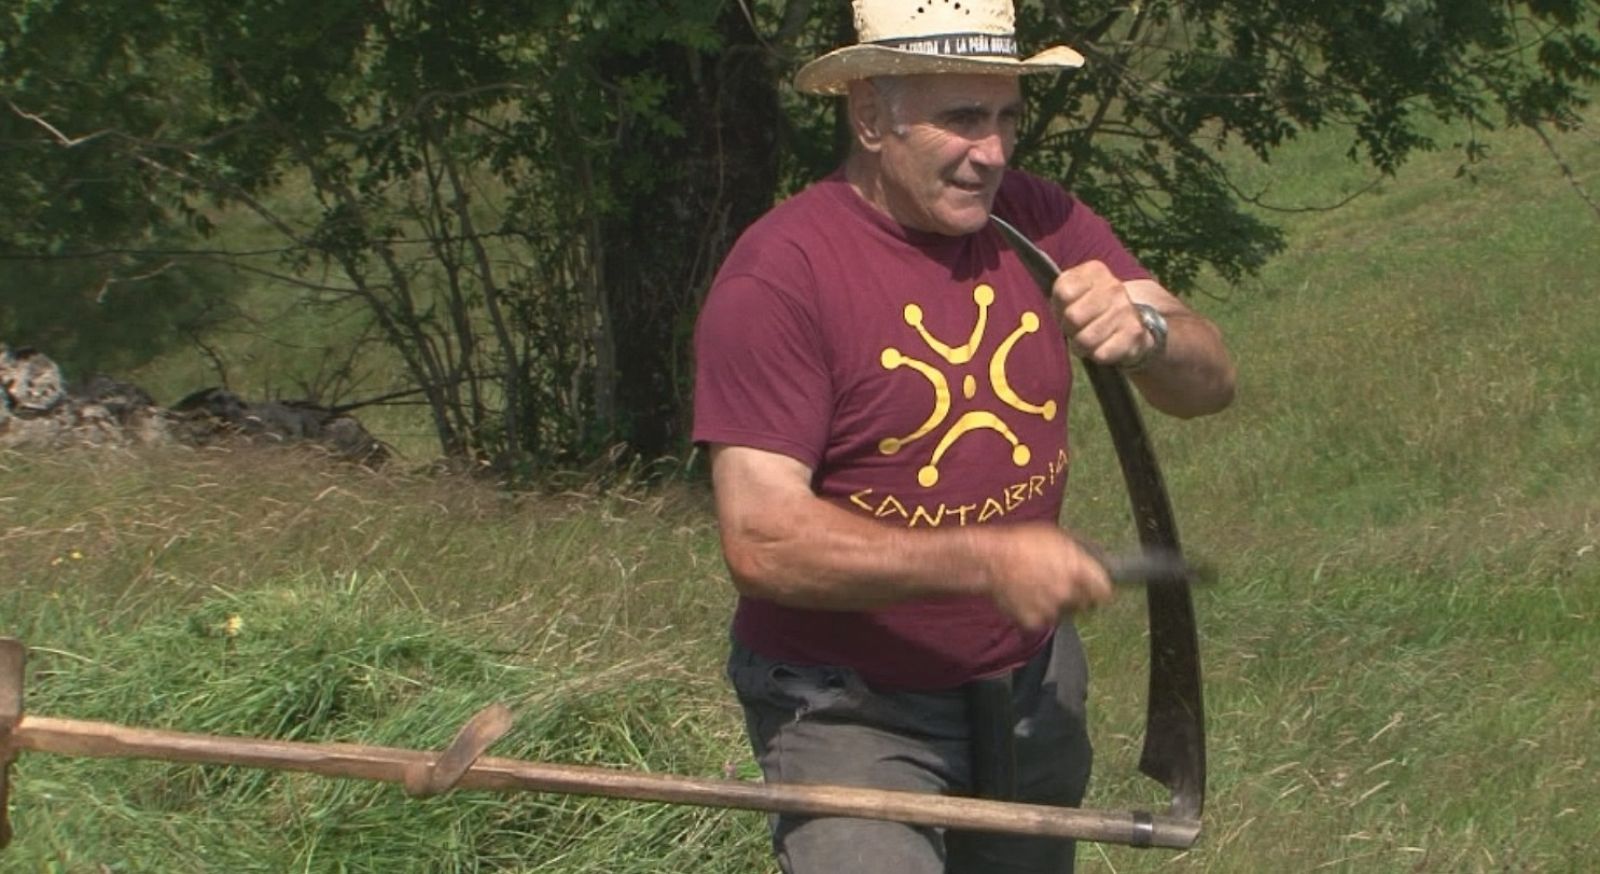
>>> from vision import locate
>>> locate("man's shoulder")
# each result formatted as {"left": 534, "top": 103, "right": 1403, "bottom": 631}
{"left": 718, "top": 174, "right": 856, "bottom": 278}
{"left": 745, "top": 174, "right": 853, "bottom": 239}
{"left": 994, "top": 169, "right": 1080, "bottom": 235}
{"left": 997, "top": 170, "right": 1148, "bottom": 281}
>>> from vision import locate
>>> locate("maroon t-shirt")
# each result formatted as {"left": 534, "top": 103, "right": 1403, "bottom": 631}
{"left": 694, "top": 168, "right": 1150, "bottom": 690}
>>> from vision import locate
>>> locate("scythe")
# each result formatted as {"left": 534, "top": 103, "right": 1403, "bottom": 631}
{"left": 0, "top": 220, "right": 1205, "bottom": 854}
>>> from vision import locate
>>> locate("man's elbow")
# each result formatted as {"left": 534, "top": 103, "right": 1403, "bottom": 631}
{"left": 722, "top": 548, "right": 766, "bottom": 598}
{"left": 1144, "top": 364, "right": 1235, "bottom": 419}
{"left": 721, "top": 537, "right": 793, "bottom": 602}
{"left": 1183, "top": 364, "right": 1237, "bottom": 418}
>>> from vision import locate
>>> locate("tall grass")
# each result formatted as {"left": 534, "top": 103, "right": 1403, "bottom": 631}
{"left": 2, "top": 111, "right": 1597, "bottom": 871}
{"left": 3, "top": 446, "right": 763, "bottom": 873}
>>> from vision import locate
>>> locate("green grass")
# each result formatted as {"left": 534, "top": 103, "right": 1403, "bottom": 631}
{"left": 1061, "top": 109, "right": 1600, "bottom": 873}
{"left": 2, "top": 447, "right": 758, "bottom": 873}
{"left": 4, "top": 109, "right": 1599, "bottom": 871}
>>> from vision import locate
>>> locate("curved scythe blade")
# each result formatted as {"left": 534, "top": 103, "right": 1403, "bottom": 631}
{"left": 990, "top": 215, "right": 1206, "bottom": 824}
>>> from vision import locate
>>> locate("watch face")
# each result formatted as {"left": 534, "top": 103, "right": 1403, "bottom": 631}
{"left": 1137, "top": 305, "right": 1168, "bottom": 343}
{"left": 1118, "top": 305, "right": 1168, "bottom": 372}
{"left": 1137, "top": 305, "right": 1169, "bottom": 367}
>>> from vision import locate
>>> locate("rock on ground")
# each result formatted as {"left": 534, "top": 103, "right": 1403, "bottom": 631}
{"left": 0, "top": 343, "right": 388, "bottom": 465}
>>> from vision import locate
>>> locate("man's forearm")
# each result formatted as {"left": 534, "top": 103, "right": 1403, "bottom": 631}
{"left": 719, "top": 493, "right": 991, "bottom": 610}
{"left": 710, "top": 446, "right": 1113, "bottom": 627}
{"left": 1127, "top": 311, "right": 1235, "bottom": 418}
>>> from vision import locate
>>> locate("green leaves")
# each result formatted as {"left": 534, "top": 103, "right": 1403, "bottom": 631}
{"left": 1009, "top": 0, "right": 1597, "bottom": 291}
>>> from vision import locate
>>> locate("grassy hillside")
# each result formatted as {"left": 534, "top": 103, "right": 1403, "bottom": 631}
{"left": 3, "top": 112, "right": 1597, "bottom": 872}
{"left": 1065, "top": 114, "right": 1600, "bottom": 872}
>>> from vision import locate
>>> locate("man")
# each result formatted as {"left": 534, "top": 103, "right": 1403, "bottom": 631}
{"left": 692, "top": 2, "right": 1235, "bottom": 871}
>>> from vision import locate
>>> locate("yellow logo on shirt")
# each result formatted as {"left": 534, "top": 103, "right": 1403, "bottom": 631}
{"left": 876, "top": 284, "right": 1058, "bottom": 488}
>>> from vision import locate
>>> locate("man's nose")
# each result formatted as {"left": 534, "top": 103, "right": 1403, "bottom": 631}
{"left": 970, "top": 127, "right": 1010, "bottom": 168}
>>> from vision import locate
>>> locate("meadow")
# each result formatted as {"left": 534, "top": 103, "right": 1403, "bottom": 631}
{"left": 2, "top": 111, "right": 1597, "bottom": 871}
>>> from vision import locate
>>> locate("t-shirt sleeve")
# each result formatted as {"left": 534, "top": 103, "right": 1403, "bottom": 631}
{"left": 692, "top": 270, "right": 833, "bottom": 470}
{"left": 999, "top": 172, "right": 1152, "bottom": 283}
{"left": 1051, "top": 198, "right": 1152, "bottom": 284}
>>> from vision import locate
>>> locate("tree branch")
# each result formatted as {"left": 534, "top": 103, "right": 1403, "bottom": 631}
{"left": 6, "top": 100, "right": 115, "bottom": 147}
{"left": 1529, "top": 121, "right": 1600, "bottom": 223}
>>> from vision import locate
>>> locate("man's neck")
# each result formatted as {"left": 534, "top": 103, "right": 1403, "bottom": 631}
{"left": 843, "top": 151, "right": 893, "bottom": 223}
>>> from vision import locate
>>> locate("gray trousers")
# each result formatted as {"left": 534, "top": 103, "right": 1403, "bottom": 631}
{"left": 727, "top": 627, "right": 1093, "bottom": 874}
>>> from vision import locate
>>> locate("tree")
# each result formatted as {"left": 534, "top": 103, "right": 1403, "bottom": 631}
{"left": 1001, "top": 0, "right": 1600, "bottom": 289}
{"left": 3, "top": 0, "right": 1594, "bottom": 469}
{"left": 0, "top": 3, "right": 235, "bottom": 378}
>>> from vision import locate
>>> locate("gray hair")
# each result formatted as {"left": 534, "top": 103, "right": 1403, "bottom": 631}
{"left": 867, "top": 76, "right": 911, "bottom": 134}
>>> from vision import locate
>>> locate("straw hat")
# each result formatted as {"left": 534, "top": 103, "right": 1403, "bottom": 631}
{"left": 794, "top": 0, "right": 1085, "bottom": 96}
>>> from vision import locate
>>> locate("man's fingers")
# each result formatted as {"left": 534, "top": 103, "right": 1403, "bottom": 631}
{"left": 1051, "top": 266, "right": 1095, "bottom": 306}
{"left": 1080, "top": 559, "right": 1115, "bottom": 607}
{"left": 986, "top": 524, "right": 1121, "bottom": 629}
{"left": 1052, "top": 261, "right": 1150, "bottom": 366}
{"left": 1066, "top": 311, "right": 1147, "bottom": 366}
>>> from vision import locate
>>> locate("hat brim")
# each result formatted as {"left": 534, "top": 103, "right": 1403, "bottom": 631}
{"left": 794, "top": 44, "right": 1085, "bottom": 96}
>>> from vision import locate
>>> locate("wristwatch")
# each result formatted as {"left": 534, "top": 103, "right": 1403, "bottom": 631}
{"left": 1121, "top": 303, "right": 1169, "bottom": 372}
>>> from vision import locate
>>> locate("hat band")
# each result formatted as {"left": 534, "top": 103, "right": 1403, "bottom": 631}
{"left": 870, "top": 31, "right": 1019, "bottom": 59}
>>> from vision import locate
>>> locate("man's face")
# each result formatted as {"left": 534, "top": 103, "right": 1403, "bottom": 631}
{"left": 870, "top": 74, "right": 1024, "bottom": 237}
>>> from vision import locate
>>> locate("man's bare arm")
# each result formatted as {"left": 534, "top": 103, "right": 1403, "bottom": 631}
{"left": 1122, "top": 279, "right": 1235, "bottom": 419}
{"left": 710, "top": 444, "right": 1112, "bottom": 630}
{"left": 1051, "top": 265, "right": 1236, "bottom": 419}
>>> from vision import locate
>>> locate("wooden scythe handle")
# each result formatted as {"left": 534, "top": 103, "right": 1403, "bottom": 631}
{"left": 3, "top": 709, "right": 1199, "bottom": 849}
{"left": 0, "top": 635, "right": 1199, "bottom": 850}
{"left": 403, "top": 703, "right": 514, "bottom": 797}
{"left": 1, "top": 638, "right": 26, "bottom": 849}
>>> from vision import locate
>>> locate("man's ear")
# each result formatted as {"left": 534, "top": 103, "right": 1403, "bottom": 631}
{"left": 847, "top": 81, "right": 885, "bottom": 153}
